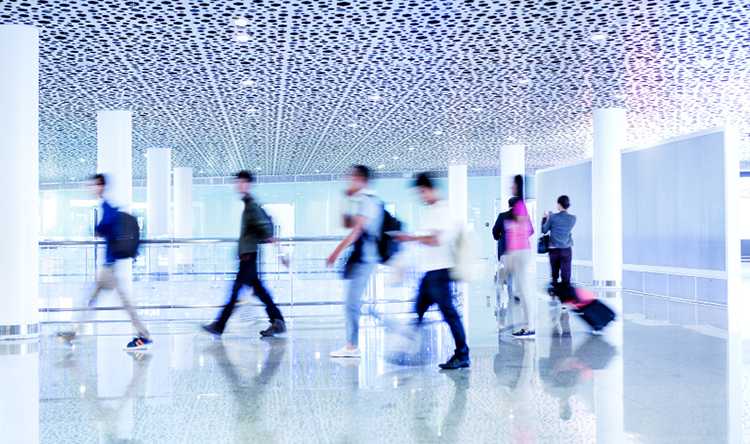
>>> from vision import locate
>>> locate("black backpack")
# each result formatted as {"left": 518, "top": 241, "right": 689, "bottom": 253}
{"left": 378, "top": 206, "right": 402, "bottom": 263}
{"left": 256, "top": 205, "right": 275, "bottom": 242}
{"left": 112, "top": 211, "right": 141, "bottom": 260}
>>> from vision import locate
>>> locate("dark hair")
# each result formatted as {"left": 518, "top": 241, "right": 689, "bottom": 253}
{"left": 513, "top": 174, "right": 524, "bottom": 199}
{"left": 90, "top": 173, "right": 106, "bottom": 187}
{"left": 236, "top": 170, "right": 255, "bottom": 183}
{"left": 508, "top": 197, "right": 520, "bottom": 208}
{"left": 350, "top": 164, "right": 371, "bottom": 182}
{"left": 557, "top": 195, "right": 570, "bottom": 209}
{"left": 413, "top": 172, "right": 435, "bottom": 189}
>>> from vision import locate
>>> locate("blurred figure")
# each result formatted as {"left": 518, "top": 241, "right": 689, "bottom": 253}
{"left": 542, "top": 195, "right": 576, "bottom": 285}
{"left": 501, "top": 174, "right": 536, "bottom": 339}
{"left": 203, "top": 170, "right": 286, "bottom": 338}
{"left": 396, "top": 172, "right": 470, "bottom": 370}
{"left": 58, "top": 173, "right": 152, "bottom": 351}
{"left": 492, "top": 197, "right": 520, "bottom": 316}
{"left": 327, "top": 165, "right": 383, "bottom": 358}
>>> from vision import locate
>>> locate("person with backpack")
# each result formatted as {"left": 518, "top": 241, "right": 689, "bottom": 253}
{"left": 203, "top": 170, "right": 286, "bottom": 338}
{"left": 394, "top": 172, "right": 470, "bottom": 369}
{"left": 58, "top": 173, "right": 152, "bottom": 351}
{"left": 326, "top": 165, "right": 384, "bottom": 358}
{"left": 492, "top": 196, "right": 520, "bottom": 303}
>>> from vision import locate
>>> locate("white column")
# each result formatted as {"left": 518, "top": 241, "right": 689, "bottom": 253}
{"left": 500, "top": 144, "right": 526, "bottom": 205}
{"left": 97, "top": 110, "right": 133, "bottom": 210}
{"left": 592, "top": 108, "right": 625, "bottom": 287}
{"left": 173, "top": 167, "right": 193, "bottom": 238}
{"left": 0, "top": 25, "right": 40, "bottom": 339}
{"left": 146, "top": 148, "right": 171, "bottom": 238}
{"left": 448, "top": 164, "right": 468, "bottom": 224}
{"left": 173, "top": 167, "right": 193, "bottom": 268}
{"left": 97, "top": 110, "right": 133, "bottom": 298}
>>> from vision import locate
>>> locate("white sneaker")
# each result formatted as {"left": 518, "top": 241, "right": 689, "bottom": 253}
{"left": 330, "top": 346, "right": 361, "bottom": 358}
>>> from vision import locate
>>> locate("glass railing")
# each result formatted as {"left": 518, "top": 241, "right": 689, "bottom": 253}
{"left": 39, "top": 237, "right": 435, "bottom": 324}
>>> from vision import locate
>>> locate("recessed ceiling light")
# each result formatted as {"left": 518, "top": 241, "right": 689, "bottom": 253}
{"left": 433, "top": 130, "right": 444, "bottom": 136}
{"left": 314, "top": 169, "right": 320, "bottom": 173}
{"left": 471, "top": 107, "right": 483, "bottom": 112}
{"left": 408, "top": 147, "right": 415, "bottom": 151}
{"left": 256, "top": 167, "right": 262, "bottom": 171}
{"left": 240, "top": 78, "right": 256, "bottom": 87}
{"left": 233, "top": 17, "right": 250, "bottom": 27}
{"left": 517, "top": 78, "right": 531, "bottom": 86}
{"left": 698, "top": 57, "right": 714, "bottom": 68}
{"left": 590, "top": 31, "right": 608, "bottom": 42}
{"left": 368, "top": 94, "right": 383, "bottom": 102}
{"left": 234, "top": 32, "right": 250, "bottom": 43}
{"left": 377, "top": 164, "right": 385, "bottom": 169}
{"left": 392, "top": 155, "right": 399, "bottom": 160}
{"left": 347, "top": 122, "right": 359, "bottom": 128}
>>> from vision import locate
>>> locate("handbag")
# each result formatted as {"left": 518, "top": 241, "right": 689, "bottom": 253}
{"left": 537, "top": 234, "right": 550, "bottom": 254}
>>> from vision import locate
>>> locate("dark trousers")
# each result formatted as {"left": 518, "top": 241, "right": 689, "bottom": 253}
{"left": 214, "top": 252, "right": 283, "bottom": 332}
{"left": 549, "top": 247, "right": 573, "bottom": 284}
{"left": 415, "top": 269, "right": 469, "bottom": 357}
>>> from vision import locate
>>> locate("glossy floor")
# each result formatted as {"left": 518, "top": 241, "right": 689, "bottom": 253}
{"left": 2, "top": 286, "right": 747, "bottom": 443}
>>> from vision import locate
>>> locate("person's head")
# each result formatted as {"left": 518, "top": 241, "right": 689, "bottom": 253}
{"left": 557, "top": 195, "right": 570, "bottom": 211}
{"left": 347, "top": 164, "right": 371, "bottom": 195}
{"left": 508, "top": 196, "right": 520, "bottom": 209}
{"left": 413, "top": 172, "right": 438, "bottom": 204}
{"left": 235, "top": 170, "right": 255, "bottom": 194}
{"left": 511, "top": 174, "right": 524, "bottom": 199}
{"left": 89, "top": 173, "right": 107, "bottom": 198}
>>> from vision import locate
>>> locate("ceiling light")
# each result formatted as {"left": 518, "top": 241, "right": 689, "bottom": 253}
{"left": 368, "top": 94, "right": 383, "bottom": 102}
{"left": 240, "top": 78, "right": 256, "bottom": 87}
{"left": 433, "top": 130, "right": 444, "bottom": 136}
{"left": 471, "top": 107, "right": 483, "bottom": 112}
{"left": 234, "top": 32, "right": 250, "bottom": 43}
{"left": 347, "top": 122, "right": 359, "bottom": 128}
{"left": 590, "top": 31, "right": 608, "bottom": 42}
{"left": 78, "top": 158, "right": 86, "bottom": 163}
{"left": 517, "top": 78, "right": 531, "bottom": 86}
{"left": 408, "top": 147, "right": 415, "bottom": 151}
{"left": 377, "top": 164, "right": 385, "bottom": 169}
{"left": 256, "top": 167, "right": 262, "bottom": 171}
{"left": 698, "top": 58, "right": 714, "bottom": 68}
{"left": 233, "top": 17, "right": 250, "bottom": 27}
{"left": 392, "top": 155, "right": 399, "bottom": 160}
{"left": 247, "top": 107, "right": 257, "bottom": 113}
{"left": 314, "top": 169, "right": 320, "bottom": 173}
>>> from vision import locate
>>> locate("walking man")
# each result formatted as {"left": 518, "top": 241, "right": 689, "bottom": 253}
{"left": 58, "top": 173, "right": 152, "bottom": 351}
{"left": 397, "top": 172, "right": 470, "bottom": 370}
{"left": 203, "top": 170, "right": 286, "bottom": 338}
{"left": 326, "top": 165, "right": 383, "bottom": 358}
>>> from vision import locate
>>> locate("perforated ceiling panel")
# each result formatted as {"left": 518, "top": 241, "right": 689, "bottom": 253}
{"left": 2, "top": 0, "right": 749, "bottom": 182}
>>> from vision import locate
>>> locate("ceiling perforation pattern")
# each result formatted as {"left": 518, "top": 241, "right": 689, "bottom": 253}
{"left": 1, "top": 0, "right": 749, "bottom": 182}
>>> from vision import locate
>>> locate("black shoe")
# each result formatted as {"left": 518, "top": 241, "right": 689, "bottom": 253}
{"left": 260, "top": 319, "right": 286, "bottom": 337}
{"left": 202, "top": 323, "right": 223, "bottom": 337}
{"left": 438, "top": 354, "right": 470, "bottom": 370}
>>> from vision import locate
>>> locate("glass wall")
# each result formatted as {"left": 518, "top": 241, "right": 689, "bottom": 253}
{"left": 40, "top": 175, "right": 503, "bottom": 259}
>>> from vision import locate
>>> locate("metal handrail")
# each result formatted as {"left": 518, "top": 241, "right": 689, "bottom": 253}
{"left": 39, "top": 236, "right": 344, "bottom": 247}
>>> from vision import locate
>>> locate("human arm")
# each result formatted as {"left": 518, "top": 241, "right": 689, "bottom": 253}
{"left": 95, "top": 202, "right": 117, "bottom": 238}
{"left": 327, "top": 216, "right": 366, "bottom": 266}
{"left": 542, "top": 214, "right": 552, "bottom": 234}
{"left": 492, "top": 213, "right": 504, "bottom": 241}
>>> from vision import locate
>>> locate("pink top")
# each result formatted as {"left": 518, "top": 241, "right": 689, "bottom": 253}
{"left": 505, "top": 199, "right": 533, "bottom": 251}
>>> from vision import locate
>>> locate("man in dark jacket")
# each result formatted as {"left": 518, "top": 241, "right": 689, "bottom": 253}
{"left": 203, "top": 170, "right": 286, "bottom": 338}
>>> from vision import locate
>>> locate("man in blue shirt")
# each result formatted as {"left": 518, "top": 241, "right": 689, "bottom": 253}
{"left": 59, "top": 174, "right": 152, "bottom": 351}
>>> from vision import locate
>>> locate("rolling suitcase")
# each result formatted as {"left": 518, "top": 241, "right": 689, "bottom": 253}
{"left": 571, "top": 288, "right": 615, "bottom": 332}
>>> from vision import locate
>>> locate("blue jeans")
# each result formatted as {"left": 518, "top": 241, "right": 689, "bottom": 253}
{"left": 345, "top": 262, "right": 377, "bottom": 346}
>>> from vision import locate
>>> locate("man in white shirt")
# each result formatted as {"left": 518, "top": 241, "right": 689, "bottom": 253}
{"left": 397, "top": 172, "right": 470, "bottom": 370}
{"left": 326, "top": 165, "right": 383, "bottom": 358}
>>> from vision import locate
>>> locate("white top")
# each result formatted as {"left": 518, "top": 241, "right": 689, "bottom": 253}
{"left": 416, "top": 199, "right": 461, "bottom": 272}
